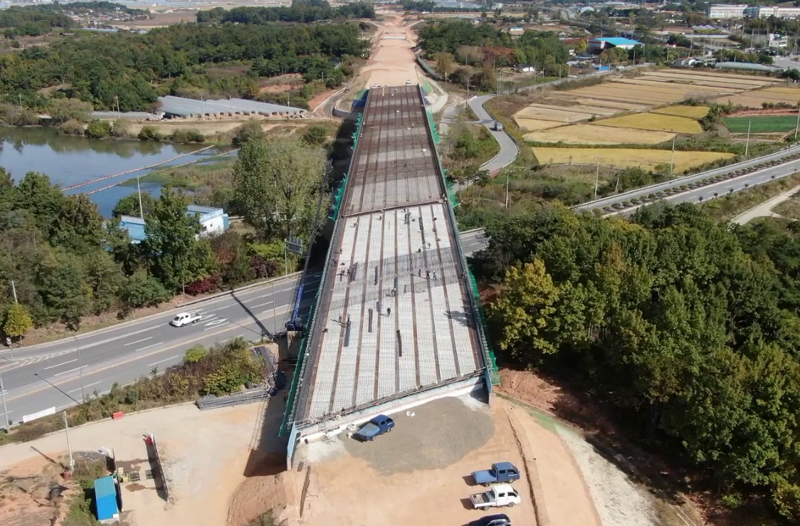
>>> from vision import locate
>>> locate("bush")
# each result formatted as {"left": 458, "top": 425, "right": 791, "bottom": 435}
{"left": 184, "top": 345, "right": 208, "bottom": 363}
{"left": 303, "top": 124, "right": 328, "bottom": 145}
{"left": 85, "top": 119, "right": 112, "bottom": 139}
{"left": 232, "top": 120, "right": 265, "bottom": 147}
{"left": 138, "top": 125, "right": 163, "bottom": 142}
{"left": 111, "top": 119, "right": 132, "bottom": 138}
{"left": 59, "top": 119, "right": 85, "bottom": 136}
{"left": 185, "top": 275, "right": 222, "bottom": 296}
{"left": 171, "top": 128, "right": 205, "bottom": 143}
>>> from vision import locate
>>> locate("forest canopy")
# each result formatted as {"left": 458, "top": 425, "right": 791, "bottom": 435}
{"left": 478, "top": 202, "right": 800, "bottom": 521}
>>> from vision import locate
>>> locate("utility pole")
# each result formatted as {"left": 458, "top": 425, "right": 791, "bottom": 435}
{"left": 669, "top": 136, "right": 676, "bottom": 177}
{"left": 594, "top": 158, "right": 600, "bottom": 199}
{"left": 10, "top": 280, "right": 17, "bottom": 303}
{"left": 794, "top": 106, "right": 800, "bottom": 141}
{"left": 0, "top": 375, "right": 9, "bottom": 432}
{"left": 504, "top": 170, "right": 510, "bottom": 208}
{"left": 271, "top": 277, "right": 277, "bottom": 335}
{"left": 284, "top": 240, "right": 289, "bottom": 276}
{"left": 74, "top": 336, "right": 85, "bottom": 404}
{"left": 63, "top": 411, "right": 74, "bottom": 472}
{"left": 136, "top": 173, "right": 144, "bottom": 219}
{"left": 466, "top": 78, "right": 470, "bottom": 99}
{"left": 745, "top": 119, "right": 752, "bottom": 156}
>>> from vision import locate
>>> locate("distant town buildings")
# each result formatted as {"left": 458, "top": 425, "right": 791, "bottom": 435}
{"left": 709, "top": 3, "right": 800, "bottom": 19}
{"left": 708, "top": 4, "right": 748, "bottom": 19}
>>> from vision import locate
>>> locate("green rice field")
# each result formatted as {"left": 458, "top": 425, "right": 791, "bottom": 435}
{"left": 724, "top": 115, "right": 800, "bottom": 134}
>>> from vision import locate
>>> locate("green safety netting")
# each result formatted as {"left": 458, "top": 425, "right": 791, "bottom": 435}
{"left": 280, "top": 111, "right": 366, "bottom": 436}
{"left": 468, "top": 270, "right": 500, "bottom": 385}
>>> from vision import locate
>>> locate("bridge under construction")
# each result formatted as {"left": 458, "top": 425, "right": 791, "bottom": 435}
{"left": 283, "top": 85, "right": 492, "bottom": 460}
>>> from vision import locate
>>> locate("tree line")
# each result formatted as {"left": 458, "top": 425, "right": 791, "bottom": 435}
{"left": 0, "top": 133, "right": 326, "bottom": 342}
{"left": 418, "top": 20, "right": 571, "bottom": 86}
{"left": 197, "top": 0, "right": 375, "bottom": 24}
{"left": 479, "top": 202, "right": 800, "bottom": 522}
{"left": 1, "top": 20, "right": 367, "bottom": 112}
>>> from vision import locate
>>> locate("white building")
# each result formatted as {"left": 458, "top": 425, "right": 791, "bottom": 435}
{"left": 708, "top": 4, "right": 747, "bottom": 19}
{"left": 746, "top": 6, "right": 800, "bottom": 19}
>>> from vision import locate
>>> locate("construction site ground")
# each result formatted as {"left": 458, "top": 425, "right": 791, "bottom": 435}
{"left": 0, "top": 383, "right": 693, "bottom": 526}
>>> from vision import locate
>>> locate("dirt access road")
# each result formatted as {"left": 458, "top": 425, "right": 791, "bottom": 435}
{"left": 360, "top": 14, "right": 420, "bottom": 88}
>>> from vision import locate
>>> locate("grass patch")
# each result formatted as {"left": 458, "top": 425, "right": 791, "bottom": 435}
{"left": 724, "top": 115, "right": 799, "bottom": 134}
{"left": 770, "top": 191, "right": 800, "bottom": 220}
{"left": 700, "top": 172, "right": 800, "bottom": 222}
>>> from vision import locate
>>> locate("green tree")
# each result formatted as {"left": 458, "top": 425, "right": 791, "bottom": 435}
{"left": 142, "top": 187, "right": 211, "bottom": 292}
{"left": 434, "top": 51, "right": 455, "bottom": 78}
{"left": 120, "top": 273, "right": 170, "bottom": 311}
{"left": 3, "top": 302, "right": 33, "bottom": 340}
{"left": 184, "top": 345, "right": 207, "bottom": 363}
{"left": 233, "top": 137, "right": 325, "bottom": 241}
{"left": 489, "top": 259, "right": 560, "bottom": 361}
{"left": 112, "top": 193, "right": 157, "bottom": 218}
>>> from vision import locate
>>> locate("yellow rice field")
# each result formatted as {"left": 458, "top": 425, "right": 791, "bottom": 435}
{"left": 572, "top": 98, "right": 648, "bottom": 111}
{"left": 652, "top": 105, "right": 710, "bottom": 119}
{"left": 523, "top": 124, "right": 675, "bottom": 145}
{"left": 594, "top": 113, "right": 703, "bottom": 134}
{"left": 713, "top": 86, "right": 800, "bottom": 108}
{"left": 515, "top": 118, "right": 565, "bottom": 132}
{"left": 533, "top": 147, "right": 734, "bottom": 172}
{"left": 515, "top": 104, "right": 594, "bottom": 122}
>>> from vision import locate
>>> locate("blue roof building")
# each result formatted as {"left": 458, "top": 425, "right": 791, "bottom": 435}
{"left": 94, "top": 476, "right": 119, "bottom": 521}
{"left": 589, "top": 37, "right": 642, "bottom": 53}
{"left": 117, "top": 205, "right": 229, "bottom": 244}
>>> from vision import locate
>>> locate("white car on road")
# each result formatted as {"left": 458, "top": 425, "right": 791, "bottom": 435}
{"left": 170, "top": 312, "right": 202, "bottom": 327}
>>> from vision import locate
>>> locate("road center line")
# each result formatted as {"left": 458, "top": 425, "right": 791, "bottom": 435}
{"left": 250, "top": 301, "right": 273, "bottom": 309}
{"left": 54, "top": 365, "right": 87, "bottom": 377}
{"left": 149, "top": 356, "right": 180, "bottom": 367}
{"left": 68, "top": 381, "right": 101, "bottom": 393}
{"left": 124, "top": 337, "right": 152, "bottom": 347}
{"left": 43, "top": 359, "right": 78, "bottom": 370}
{"left": 204, "top": 322, "right": 230, "bottom": 331}
{"left": 136, "top": 342, "right": 163, "bottom": 352}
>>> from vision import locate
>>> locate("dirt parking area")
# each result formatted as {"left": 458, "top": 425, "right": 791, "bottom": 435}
{"left": 294, "top": 395, "right": 537, "bottom": 526}
{"left": 0, "top": 402, "right": 262, "bottom": 526}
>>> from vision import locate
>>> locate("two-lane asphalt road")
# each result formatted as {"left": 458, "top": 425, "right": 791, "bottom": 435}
{"left": 0, "top": 230, "right": 490, "bottom": 427}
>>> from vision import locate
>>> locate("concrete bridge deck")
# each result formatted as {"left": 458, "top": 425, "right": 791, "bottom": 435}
{"left": 289, "top": 85, "right": 486, "bottom": 430}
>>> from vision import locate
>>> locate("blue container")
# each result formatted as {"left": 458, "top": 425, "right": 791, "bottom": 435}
{"left": 94, "top": 476, "right": 119, "bottom": 520}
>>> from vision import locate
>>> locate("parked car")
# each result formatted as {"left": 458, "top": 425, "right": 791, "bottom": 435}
{"left": 472, "top": 462, "right": 520, "bottom": 486}
{"left": 470, "top": 484, "right": 521, "bottom": 510}
{"left": 469, "top": 513, "right": 512, "bottom": 526}
{"left": 352, "top": 415, "right": 394, "bottom": 441}
{"left": 170, "top": 312, "right": 202, "bottom": 327}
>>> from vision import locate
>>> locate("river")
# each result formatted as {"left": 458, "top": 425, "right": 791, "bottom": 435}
{"left": 0, "top": 127, "right": 226, "bottom": 217}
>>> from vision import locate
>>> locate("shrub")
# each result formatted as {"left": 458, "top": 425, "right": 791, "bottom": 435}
{"left": 138, "top": 125, "right": 163, "bottom": 142}
{"left": 59, "top": 119, "right": 85, "bottom": 136}
{"left": 85, "top": 119, "right": 112, "bottom": 139}
{"left": 111, "top": 119, "right": 132, "bottom": 138}
{"left": 171, "top": 128, "right": 205, "bottom": 143}
{"left": 185, "top": 275, "right": 222, "bottom": 296}
{"left": 232, "top": 120, "right": 265, "bottom": 147}
{"left": 303, "top": 124, "right": 328, "bottom": 145}
{"left": 184, "top": 345, "right": 208, "bottom": 363}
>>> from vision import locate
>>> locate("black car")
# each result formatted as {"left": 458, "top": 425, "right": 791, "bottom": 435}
{"left": 470, "top": 513, "right": 511, "bottom": 526}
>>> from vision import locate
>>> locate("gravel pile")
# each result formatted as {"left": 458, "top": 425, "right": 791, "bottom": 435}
{"left": 343, "top": 396, "right": 493, "bottom": 475}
